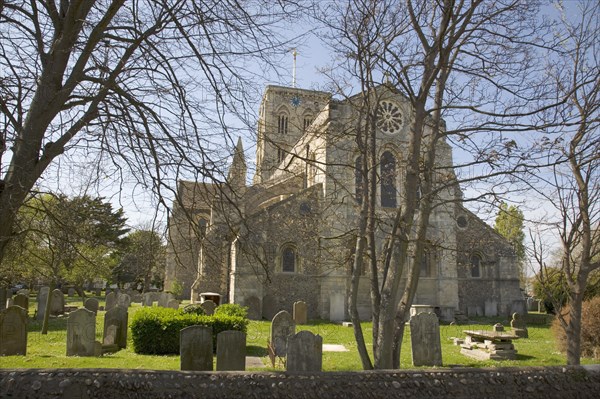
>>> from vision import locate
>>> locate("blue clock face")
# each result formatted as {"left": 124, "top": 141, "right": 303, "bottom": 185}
{"left": 291, "top": 96, "right": 301, "bottom": 107}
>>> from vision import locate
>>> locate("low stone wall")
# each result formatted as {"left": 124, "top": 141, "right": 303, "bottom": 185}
{"left": 1, "top": 365, "right": 599, "bottom": 398}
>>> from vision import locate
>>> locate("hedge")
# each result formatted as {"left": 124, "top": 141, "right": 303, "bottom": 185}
{"left": 130, "top": 307, "right": 249, "bottom": 355}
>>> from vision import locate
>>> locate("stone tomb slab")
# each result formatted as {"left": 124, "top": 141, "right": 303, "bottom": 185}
{"left": 460, "top": 330, "right": 519, "bottom": 361}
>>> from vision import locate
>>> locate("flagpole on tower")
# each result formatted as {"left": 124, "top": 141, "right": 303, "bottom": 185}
{"left": 292, "top": 48, "right": 297, "bottom": 88}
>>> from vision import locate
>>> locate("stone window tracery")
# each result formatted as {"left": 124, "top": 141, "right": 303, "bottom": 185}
{"left": 278, "top": 114, "right": 288, "bottom": 134}
{"left": 376, "top": 101, "right": 403, "bottom": 134}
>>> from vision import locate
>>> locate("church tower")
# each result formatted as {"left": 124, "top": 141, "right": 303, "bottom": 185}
{"left": 227, "top": 137, "right": 247, "bottom": 193}
{"left": 253, "top": 85, "right": 330, "bottom": 184}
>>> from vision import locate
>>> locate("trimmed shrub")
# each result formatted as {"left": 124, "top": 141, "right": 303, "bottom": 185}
{"left": 551, "top": 296, "right": 600, "bottom": 359}
{"left": 214, "top": 303, "right": 248, "bottom": 319}
{"left": 130, "top": 307, "right": 248, "bottom": 355}
{"left": 181, "top": 303, "right": 206, "bottom": 316}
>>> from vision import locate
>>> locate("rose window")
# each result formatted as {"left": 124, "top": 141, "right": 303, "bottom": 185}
{"left": 376, "top": 101, "right": 403, "bottom": 134}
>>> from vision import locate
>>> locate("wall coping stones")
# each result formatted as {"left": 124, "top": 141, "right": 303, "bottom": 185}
{"left": 1, "top": 366, "right": 599, "bottom": 398}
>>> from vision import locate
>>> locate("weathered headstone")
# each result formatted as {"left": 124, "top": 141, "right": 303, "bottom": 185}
{"left": 67, "top": 308, "right": 96, "bottom": 356}
{"left": 286, "top": 330, "right": 322, "bottom": 372}
{"left": 158, "top": 292, "right": 174, "bottom": 308}
{"left": 103, "top": 305, "right": 128, "bottom": 349}
{"left": 68, "top": 288, "right": 76, "bottom": 297}
{"left": 244, "top": 296, "right": 261, "bottom": 320}
{"left": 167, "top": 299, "right": 179, "bottom": 310}
{"left": 0, "top": 305, "right": 28, "bottom": 356}
{"left": 131, "top": 293, "right": 142, "bottom": 303}
{"left": 180, "top": 325, "right": 213, "bottom": 371}
{"left": 216, "top": 330, "right": 246, "bottom": 371}
{"left": 95, "top": 288, "right": 102, "bottom": 297}
{"left": 142, "top": 293, "right": 154, "bottom": 307}
{"left": 116, "top": 293, "right": 131, "bottom": 308}
{"left": 17, "top": 289, "right": 30, "bottom": 296}
{"left": 511, "top": 312, "right": 528, "bottom": 338}
{"left": 49, "top": 289, "right": 64, "bottom": 315}
{"left": 13, "top": 294, "right": 29, "bottom": 314}
{"left": 84, "top": 298, "right": 99, "bottom": 315}
{"left": 0, "top": 287, "right": 7, "bottom": 311}
{"left": 105, "top": 291, "right": 117, "bottom": 312}
{"left": 484, "top": 300, "right": 498, "bottom": 317}
{"left": 201, "top": 300, "right": 216, "bottom": 316}
{"left": 293, "top": 301, "right": 308, "bottom": 325}
{"left": 270, "top": 310, "right": 295, "bottom": 357}
{"left": 409, "top": 312, "right": 443, "bottom": 367}
{"left": 36, "top": 286, "right": 50, "bottom": 320}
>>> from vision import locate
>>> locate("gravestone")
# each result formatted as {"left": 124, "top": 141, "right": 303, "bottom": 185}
{"left": 216, "top": 330, "right": 246, "bottom": 371}
{"left": 262, "top": 295, "right": 278, "bottom": 320}
{"left": 270, "top": 310, "right": 295, "bottom": 357}
{"left": 180, "top": 325, "right": 213, "bottom": 371}
{"left": 484, "top": 300, "right": 498, "bottom": 317}
{"left": 286, "top": 330, "right": 323, "bottom": 372}
{"left": 0, "top": 305, "right": 28, "bottom": 356}
{"left": 142, "top": 293, "right": 154, "bottom": 307}
{"left": 95, "top": 288, "right": 102, "bottom": 297}
{"left": 244, "top": 296, "right": 261, "bottom": 320}
{"left": 409, "top": 312, "right": 443, "bottom": 367}
{"left": 527, "top": 297, "right": 537, "bottom": 311}
{"left": 49, "top": 289, "right": 64, "bottom": 315}
{"left": 511, "top": 312, "right": 528, "bottom": 338}
{"left": 131, "top": 293, "right": 142, "bottom": 303}
{"left": 167, "top": 299, "right": 179, "bottom": 310}
{"left": 293, "top": 301, "right": 308, "bottom": 325}
{"left": 510, "top": 300, "right": 527, "bottom": 316}
{"left": 158, "top": 292, "right": 174, "bottom": 308}
{"left": 6, "top": 298, "right": 13, "bottom": 307}
{"left": 201, "top": 300, "right": 216, "bottom": 316}
{"left": 13, "top": 294, "right": 29, "bottom": 314}
{"left": 67, "top": 308, "right": 96, "bottom": 356}
{"left": 36, "top": 286, "right": 50, "bottom": 320}
{"left": 0, "top": 287, "right": 7, "bottom": 311}
{"left": 68, "top": 288, "right": 76, "bottom": 297}
{"left": 116, "top": 293, "right": 131, "bottom": 308}
{"left": 84, "top": 298, "right": 100, "bottom": 315}
{"left": 329, "top": 292, "right": 345, "bottom": 321}
{"left": 103, "top": 305, "right": 128, "bottom": 349}
{"left": 105, "top": 292, "right": 117, "bottom": 312}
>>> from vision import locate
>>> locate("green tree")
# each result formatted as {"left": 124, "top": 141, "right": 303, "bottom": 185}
{"left": 113, "top": 228, "right": 165, "bottom": 292}
{"left": 494, "top": 202, "right": 526, "bottom": 287}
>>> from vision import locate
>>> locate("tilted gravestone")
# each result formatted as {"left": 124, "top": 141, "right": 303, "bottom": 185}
{"left": 0, "top": 288, "right": 8, "bottom": 311}
{"left": 286, "top": 330, "right": 322, "bottom": 372}
{"left": 293, "top": 301, "right": 308, "bottom": 325}
{"left": 167, "top": 299, "right": 179, "bottom": 310}
{"left": 244, "top": 296, "right": 261, "bottom": 320}
{"left": 511, "top": 312, "right": 528, "bottom": 338}
{"left": 201, "top": 300, "right": 216, "bottom": 316}
{"left": 67, "top": 308, "right": 96, "bottom": 356}
{"left": 105, "top": 292, "right": 117, "bottom": 312}
{"left": 84, "top": 298, "right": 100, "bottom": 315}
{"left": 116, "top": 293, "right": 131, "bottom": 308}
{"left": 0, "top": 305, "right": 28, "bottom": 356}
{"left": 49, "top": 289, "right": 64, "bottom": 315}
{"left": 410, "top": 312, "right": 443, "bottom": 367}
{"left": 216, "top": 330, "right": 246, "bottom": 371}
{"left": 180, "top": 325, "right": 213, "bottom": 371}
{"left": 13, "top": 294, "right": 29, "bottom": 315}
{"left": 103, "top": 305, "right": 128, "bottom": 349}
{"left": 36, "top": 287, "right": 50, "bottom": 320}
{"left": 270, "top": 310, "right": 295, "bottom": 357}
{"left": 142, "top": 293, "right": 154, "bottom": 307}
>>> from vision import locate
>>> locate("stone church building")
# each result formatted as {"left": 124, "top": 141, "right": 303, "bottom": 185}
{"left": 164, "top": 84, "right": 523, "bottom": 321}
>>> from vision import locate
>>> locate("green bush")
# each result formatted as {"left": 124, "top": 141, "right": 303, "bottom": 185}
{"left": 214, "top": 303, "right": 248, "bottom": 319}
{"left": 130, "top": 307, "right": 248, "bottom": 355}
{"left": 181, "top": 303, "right": 206, "bottom": 316}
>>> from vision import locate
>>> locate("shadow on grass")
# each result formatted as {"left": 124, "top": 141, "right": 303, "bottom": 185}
{"left": 515, "top": 353, "right": 536, "bottom": 361}
{"left": 246, "top": 345, "right": 267, "bottom": 357}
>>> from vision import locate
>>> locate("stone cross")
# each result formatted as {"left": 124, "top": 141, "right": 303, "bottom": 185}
{"left": 67, "top": 308, "right": 96, "bottom": 356}
{"left": 180, "top": 325, "right": 213, "bottom": 371}
{"left": 409, "top": 312, "right": 443, "bottom": 367}
{"left": 286, "top": 330, "right": 322, "bottom": 372}
{"left": 293, "top": 301, "right": 308, "bottom": 325}
{"left": 0, "top": 305, "right": 28, "bottom": 356}
{"left": 270, "top": 310, "right": 295, "bottom": 357}
{"left": 216, "top": 330, "right": 246, "bottom": 371}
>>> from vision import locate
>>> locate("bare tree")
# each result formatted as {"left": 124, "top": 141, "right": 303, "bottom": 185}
{"left": 0, "top": 0, "right": 301, "bottom": 267}
{"left": 320, "top": 0, "right": 551, "bottom": 369}
{"left": 527, "top": 0, "right": 600, "bottom": 365}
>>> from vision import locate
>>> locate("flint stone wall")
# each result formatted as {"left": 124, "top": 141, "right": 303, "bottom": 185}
{"left": 1, "top": 366, "right": 599, "bottom": 399}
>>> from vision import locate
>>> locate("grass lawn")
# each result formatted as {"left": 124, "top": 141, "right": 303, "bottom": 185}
{"left": 0, "top": 294, "right": 597, "bottom": 371}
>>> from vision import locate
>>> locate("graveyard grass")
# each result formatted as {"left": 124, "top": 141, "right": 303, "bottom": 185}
{"left": 1, "top": 295, "right": 597, "bottom": 371}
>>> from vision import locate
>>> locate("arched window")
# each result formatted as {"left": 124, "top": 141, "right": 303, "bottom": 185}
{"left": 470, "top": 254, "right": 481, "bottom": 278}
{"left": 278, "top": 114, "right": 288, "bottom": 134}
{"left": 303, "top": 116, "right": 313, "bottom": 131}
{"left": 282, "top": 246, "right": 296, "bottom": 273}
{"left": 355, "top": 156, "right": 363, "bottom": 204}
{"left": 380, "top": 151, "right": 397, "bottom": 208}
